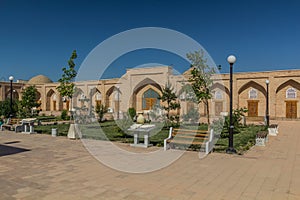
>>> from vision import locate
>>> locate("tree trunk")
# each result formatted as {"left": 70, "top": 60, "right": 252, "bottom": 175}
{"left": 206, "top": 100, "right": 210, "bottom": 124}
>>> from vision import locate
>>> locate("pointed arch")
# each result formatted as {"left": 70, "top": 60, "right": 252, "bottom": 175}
{"left": 238, "top": 81, "right": 266, "bottom": 97}
{"left": 211, "top": 82, "right": 230, "bottom": 96}
{"left": 89, "top": 87, "right": 102, "bottom": 110}
{"left": 46, "top": 89, "right": 56, "bottom": 111}
{"left": 105, "top": 86, "right": 121, "bottom": 109}
{"left": 132, "top": 78, "right": 162, "bottom": 95}
{"left": 73, "top": 87, "right": 84, "bottom": 108}
{"left": 276, "top": 79, "right": 300, "bottom": 93}
{"left": 73, "top": 87, "right": 84, "bottom": 98}
{"left": 131, "top": 78, "right": 162, "bottom": 110}
{"left": 89, "top": 87, "right": 100, "bottom": 97}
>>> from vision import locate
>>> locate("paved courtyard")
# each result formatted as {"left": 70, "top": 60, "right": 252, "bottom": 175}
{"left": 0, "top": 121, "right": 300, "bottom": 200}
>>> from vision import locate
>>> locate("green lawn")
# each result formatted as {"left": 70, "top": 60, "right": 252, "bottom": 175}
{"left": 214, "top": 124, "right": 266, "bottom": 154}
{"left": 35, "top": 123, "right": 70, "bottom": 136}
{"left": 35, "top": 121, "right": 265, "bottom": 154}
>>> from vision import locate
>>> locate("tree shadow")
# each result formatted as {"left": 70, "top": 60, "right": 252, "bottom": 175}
{"left": 0, "top": 144, "right": 30, "bottom": 157}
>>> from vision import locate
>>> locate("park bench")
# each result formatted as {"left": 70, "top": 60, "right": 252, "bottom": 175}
{"left": 1, "top": 118, "right": 23, "bottom": 132}
{"left": 164, "top": 127, "right": 214, "bottom": 154}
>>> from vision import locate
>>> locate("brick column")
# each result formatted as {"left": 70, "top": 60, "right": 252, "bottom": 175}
{"left": 268, "top": 76, "right": 276, "bottom": 119}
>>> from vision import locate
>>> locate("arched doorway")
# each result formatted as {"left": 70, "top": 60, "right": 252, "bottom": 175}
{"left": 276, "top": 79, "right": 300, "bottom": 119}
{"left": 46, "top": 89, "right": 57, "bottom": 111}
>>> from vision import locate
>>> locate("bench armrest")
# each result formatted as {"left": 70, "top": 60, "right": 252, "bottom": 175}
{"left": 164, "top": 127, "right": 173, "bottom": 151}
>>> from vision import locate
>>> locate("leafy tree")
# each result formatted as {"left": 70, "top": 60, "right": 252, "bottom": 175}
{"left": 0, "top": 99, "right": 19, "bottom": 118}
{"left": 187, "top": 50, "right": 215, "bottom": 124}
{"left": 95, "top": 103, "right": 107, "bottom": 122}
{"left": 57, "top": 50, "right": 77, "bottom": 114}
{"left": 158, "top": 82, "right": 181, "bottom": 126}
{"left": 19, "top": 85, "right": 41, "bottom": 117}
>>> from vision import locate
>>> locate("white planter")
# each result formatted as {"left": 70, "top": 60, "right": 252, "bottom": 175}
{"left": 268, "top": 127, "right": 277, "bottom": 136}
{"left": 256, "top": 137, "right": 266, "bottom": 146}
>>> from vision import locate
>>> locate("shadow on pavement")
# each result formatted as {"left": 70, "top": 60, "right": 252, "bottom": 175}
{"left": 0, "top": 144, "right": 30, "bottom": 157}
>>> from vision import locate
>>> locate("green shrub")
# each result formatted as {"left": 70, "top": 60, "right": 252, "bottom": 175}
{"left": 61, "top": 109, "right": 68, "bottom": 120}
{"left": 95, "top": 104, "right": 107, "bottom": 122}
{"left": 128, "top": 107, "right": 136, "bottom": 120}
{"left": 221, "top": 107, "right": 248, "bottom": 138}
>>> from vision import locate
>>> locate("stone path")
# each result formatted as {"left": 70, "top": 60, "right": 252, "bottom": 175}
{"left": 0, "top": 121, "right": 300, "bottom": 199}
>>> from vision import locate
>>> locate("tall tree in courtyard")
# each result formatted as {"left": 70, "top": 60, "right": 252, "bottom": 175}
{"left": 187, "top": 50, "right": 215, "bottom": 124}
{"left": 57, "top": 50, "right": 77, "bottom": 114}
{"left": 19, "top": 85, "right": 41, "bottom": 117}
{"left": 158, "top": 81, "right": 181, "bottom": 126}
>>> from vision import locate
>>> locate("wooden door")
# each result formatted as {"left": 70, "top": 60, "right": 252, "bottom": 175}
{"left": 286, "top": 101, "right": 297, "bottom": 118}
{"left": 248, "top": 101, "right": 258, "bottom": 117}
{"left": 215, "top": 102, "right": 223, "bottom": 116}
{"left": 145, "top": 98, "right": 157, "bottom": 110}
{"left": 114, "top": 100, "right": 120, "bottom": 112}
{"left": 53, "top": 100, "right": 56, "bottom": 111}
{"left": 66, "top": 100, "right": 70, "bottom": 111}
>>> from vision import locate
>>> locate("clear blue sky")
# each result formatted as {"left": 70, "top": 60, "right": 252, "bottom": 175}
{"left": 1, "top": 0, "right": 300, "bottom": 82}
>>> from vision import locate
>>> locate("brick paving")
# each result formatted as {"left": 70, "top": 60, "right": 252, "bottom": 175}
{"left": 0, "top": 121, "right": 300, "bottom": 200}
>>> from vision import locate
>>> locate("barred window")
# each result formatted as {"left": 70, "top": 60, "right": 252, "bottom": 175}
{"left": 249, "top": 88, "right": 257, "bottom": 99}
{"left": 215, "top": 90, "right": 223, "bottom": 100}
{"left": 95, "top": 92, "right": 102, "bottom": 100}
{"left": 286, "top": 88, "right": 296, "bottom": 99}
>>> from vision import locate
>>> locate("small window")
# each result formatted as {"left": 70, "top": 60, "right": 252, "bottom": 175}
{"left": 215, "top": 90, "right": 223, "bottom": 100}
{"left": 95, "top": 92, "right": 102, "bottom": 100}
{"left": 286, "top": 88, "right": 296, "bottom": 99}
{"left": 114, "top": 91, "right": 120, "bottom": 101}
{"left": 249, "top": 88, "right": 257, "bottom": 99}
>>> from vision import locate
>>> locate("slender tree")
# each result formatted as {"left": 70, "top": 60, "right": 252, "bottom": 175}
{"left": 57, "top": 50, "right": 77, "bottom": 118}
{"left": 158, "top": 81, "right": 181, "bottom": 125}
{"left": 187, "top": 50, "right": 215, "bottom": 124}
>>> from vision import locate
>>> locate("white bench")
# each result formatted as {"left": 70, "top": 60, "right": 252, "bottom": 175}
{"left": 164, "top": 127, "right": 214, "bottom": 154}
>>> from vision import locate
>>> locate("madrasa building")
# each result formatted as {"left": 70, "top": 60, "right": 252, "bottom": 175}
{"left": 0, "top": 66, "right": 299, "bottom": 121}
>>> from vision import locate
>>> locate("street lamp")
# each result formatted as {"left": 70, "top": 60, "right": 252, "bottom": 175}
{"left": 9, "top": 76, "right": 14, "bottom": 118}
{"left": 226, "top": 55, "right": 237, "bottom": 154}
{"left": 116, "top": 86, "right": 120, "bottom": 120}
{"left": 265, "top": 79, "right": 270, "bottom": 127}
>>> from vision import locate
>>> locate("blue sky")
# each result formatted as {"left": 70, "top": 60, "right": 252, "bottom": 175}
{"left": 1, "top": 0, "right": 300, "bottom": 81}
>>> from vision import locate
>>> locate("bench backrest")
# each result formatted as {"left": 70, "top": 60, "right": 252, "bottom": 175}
{"left": 8, "top": 118, "right": 21, "bottom": 125}
{"left": 169, "top": 127, "right": 214, "bottom": 142}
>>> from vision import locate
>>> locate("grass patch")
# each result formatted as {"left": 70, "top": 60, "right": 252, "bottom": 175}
{"left": 35, "top": 121, "right": 265, "bottom": 154}
{"left": 35, "top": 123, "right": 70, "bottom": 136}
{"left": 214, "top": 124, "right": 266, "bottom": 154}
